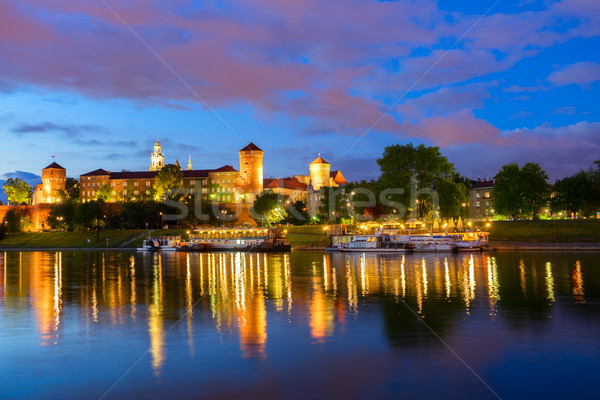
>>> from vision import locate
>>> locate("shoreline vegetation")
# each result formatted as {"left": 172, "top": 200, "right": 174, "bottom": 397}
{"left": 1, "top": 221, "right": 599, "bottom": 250}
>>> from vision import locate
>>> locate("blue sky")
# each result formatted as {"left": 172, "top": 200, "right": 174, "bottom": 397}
{"left": 1, "top": 0, "right": 599, "bottom": 202}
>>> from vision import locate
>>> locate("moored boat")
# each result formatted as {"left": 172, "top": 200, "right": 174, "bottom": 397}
{"left": 333, "top": 234, "right": 412, "bottom": 253}
{"left": 138, "top": 235, "right": 181, "bottom": 251}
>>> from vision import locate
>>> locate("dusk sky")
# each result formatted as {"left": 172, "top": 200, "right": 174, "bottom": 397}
{"left": 1, "top": 0, "right": 599, "bottom": 197}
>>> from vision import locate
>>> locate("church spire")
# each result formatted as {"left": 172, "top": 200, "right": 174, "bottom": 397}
{"left": 187, "top": 154, "right": 193, "bottom": 170}
{"left": 149, "top": 137, "right": 165, "bottom": 171}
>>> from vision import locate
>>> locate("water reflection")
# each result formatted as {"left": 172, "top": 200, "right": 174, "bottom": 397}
{"left": 0, "top": 251, "right": 598, "bottom": 374}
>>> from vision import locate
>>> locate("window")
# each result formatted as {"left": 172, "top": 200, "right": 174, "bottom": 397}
{"left": 112, "top": 191, "right": 116, "bottom": 195}
{"left": 190, "top": 180, "right": 195, "bottom": 185}
{"left": 146, "top": 181, "right": 151, "bottom": 187}
{"left": 134, "top": 181, "right": 139, "bottom": 187}
{"left": 111, "top": 182, "right": 115, "bottom": 187}
{"left": 476, "top": 192, "right": 480, "bottom": 198}
{"left": 476, "top": 201, "right": 481, "bottom": 207}
{"left": 484, "top": 192, "right": 490, "bottom": 198}
{"left": 134, "top": 190, "right": 139, "bottom": 195}
{"left": 485, "top": 201, "right": 489, "bottom": 206}
{"left": 122, "top": 190, "right": 127, "bottom": 195}
{"left": 123, "top": 182, "right": 128, "bottom": 187}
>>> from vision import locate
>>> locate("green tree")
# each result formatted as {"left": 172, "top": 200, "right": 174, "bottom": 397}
{"left": 47, "top": 199, "right": 78, "bottom": 230}
{"left": 154, "top": 164, "right": 183, "bottom": 200}
{"left": 1, "top": 208, "right": 29, "bottom": 233}
{"left": 252, "top": 191, "right": 287, "bottom": 226}
{"left": 521, "top": 162, "right": 550, "bottom": 219}
{"left": 96, "top": 183, "right": 112, "bottom": 201}
{"left": 435, "top": 173, "right": 471, "bottom": 219}
{"left": 73, "top": 200, "right": 106, "bottom": 242}
{"left": 2, "top": 178, "right": 33, "bottom": 205}
{"left": 284, "top": 200, "right": 309, "bottom": 225}
{"left": 318, "top": 187, "right": 352, "bottom": 223}
{"left": 551, "top": 170, "right": 596, "bottom": 217}
{"left": 492, "top": 164, "right": 525, "bottom": 220}
{"left": 493, "top": 163, "right": 549, "bottom": 220}
{"left": 58, "top": 177, "right": 80, "bottom": 201}
{"left": 0, "top": 223, "right": 7, "bottom": 240}
{"left": 376, "top": 143, "right": 457, "bottom": 219}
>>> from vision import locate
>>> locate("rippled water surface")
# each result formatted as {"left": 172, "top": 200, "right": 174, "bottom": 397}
{"left": 0, "top": 250, "right": 599, "bottom": 399}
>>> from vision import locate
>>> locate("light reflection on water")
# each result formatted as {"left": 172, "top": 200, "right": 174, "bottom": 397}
{"left": 0, "top": 250, "right": 599, "bottom": 399}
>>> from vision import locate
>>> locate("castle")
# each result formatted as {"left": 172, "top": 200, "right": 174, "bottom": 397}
{"left": 1, "top": 139, "right": 347, "bottom": 229}
{"left": 79, "top": 138, "right": 346, "bottom": 216}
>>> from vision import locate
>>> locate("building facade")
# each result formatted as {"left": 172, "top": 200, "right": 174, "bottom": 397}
{"left": 235, "top": 142, "right": 264, "bottom": 200}
{"left": 470, "top": 180, "right": 494, "bottom": 220}
{"left": 32, "top": 162, "right": 67, "bottom": 205}
{"left": 80, "top": 140, "right": 347, "bottom": 214}
{"left": 263, "top": 177, "right": 308, "bottom": 203}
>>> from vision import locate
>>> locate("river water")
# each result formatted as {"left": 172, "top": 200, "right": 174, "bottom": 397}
{"left": 0, "top": 250, "right": 598, "bottom": 399}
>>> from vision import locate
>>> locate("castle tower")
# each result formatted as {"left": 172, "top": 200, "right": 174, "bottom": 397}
{"left": 149, "top": 137, "right": 165, "bottom": 171}
{"left": 41, "top": 161, "right": 66, "bottom": 203}
{"left": 309, "top": 154, "right": 331, "bottom": 191}
{"left": 237, "top": 142, "right": 263, "bottom": 195}
{"left": 187, "top": 154, "right": 193, "bottom": 171}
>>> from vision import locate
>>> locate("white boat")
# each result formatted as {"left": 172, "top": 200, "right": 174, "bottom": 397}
{"left": 335, "top": 235, "right": 412, "bottom": 253}
{"left": 189, "top": 227, "right": 291, "bottom": 252}
{"left": 139, "top": 235, "right": 181, "bottom": 251}
{"left": 408, "top": 235, "right": 455, "bottom": 252}
{"left": 454, "top": 238, "right": 486, "bottom": 252}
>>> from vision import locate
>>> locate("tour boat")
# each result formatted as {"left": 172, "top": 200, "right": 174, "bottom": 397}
{"left": 175, "top": 241, "right": 211, "bottom": 252}
{"left": 333, "top": 235, "right": 412, "bottom": 253}
{"left": 190, "top": 227, "right": 291, "bottom": 252}
{"left": 139, "top": 235, "right": 181, "bottom": 251}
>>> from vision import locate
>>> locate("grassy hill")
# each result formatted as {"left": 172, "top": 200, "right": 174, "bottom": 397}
{"left": 489, "top": 220, "right": 600, "bottom": 243}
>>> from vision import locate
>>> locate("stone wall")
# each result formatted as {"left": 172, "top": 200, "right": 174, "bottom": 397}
{"left": 0, "top": 204, "right": 53, "bottom": 231}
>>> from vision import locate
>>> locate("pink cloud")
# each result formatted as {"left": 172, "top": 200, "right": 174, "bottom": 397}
{"left": 0, "top": 0, "right": 597, "bottom": 153}
{"left": 547, "top": 62, "right": 600, "bottom": 87}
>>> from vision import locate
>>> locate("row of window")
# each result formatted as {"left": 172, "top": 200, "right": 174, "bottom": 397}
{"left": 475, "top": 191, "right": 491, "bottom": 199}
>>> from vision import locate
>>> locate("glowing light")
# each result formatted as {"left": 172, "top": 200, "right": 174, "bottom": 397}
{"left": 573, "top": 261, "right": 584, "bottom": 301}
{"left": 444, "top": 258, "right": 451, "bottom": 299}
{"left": 545, "top": 262, "right": 555, "bottom": 302}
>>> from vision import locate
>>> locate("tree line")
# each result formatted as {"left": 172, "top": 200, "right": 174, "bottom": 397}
{"left": 2, "top": 146, "right": 599, "bottom": 238}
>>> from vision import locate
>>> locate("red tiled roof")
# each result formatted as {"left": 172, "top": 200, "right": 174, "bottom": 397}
{"left": 44, "top": 162, "right": 66, "bottom": 170}
{"left": 182, "top": 170, "right": 211, "bottom": 178}
{"left": 110, "top": 171, "right": 157, "bottom": 180}
{"left": 81, "top": 168, "right": 110, "bottom": 176}
{"left": 472, "top": 180, "right": 494, "bottom": 189}
{"left": 240, "top": 142, "right": 262, "bottom": 152}
{"left": 330, "top": 170, "right": 347, "bottom": 185}
{"left": 264, "top": 177, "right": 307, "bottom": 191}
{"left": 81, "top": 165, "right": 237, "bottom": 180}
{"left": 310, "top": 156, "right": 329, "bottom": 165}
{"left": 213, "top": 165, "right": 238, "bottom": 173}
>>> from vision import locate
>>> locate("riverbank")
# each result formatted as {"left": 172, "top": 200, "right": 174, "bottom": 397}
{"left": 490, "top": 220, "right": 600, "bottom": 242}
{"left": 491, "top": 242, "right": 600, "bottom": 251}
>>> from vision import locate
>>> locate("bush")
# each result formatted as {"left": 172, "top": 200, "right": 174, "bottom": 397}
{"left": 2, "top": 208, "right": 28, "bottom": 233}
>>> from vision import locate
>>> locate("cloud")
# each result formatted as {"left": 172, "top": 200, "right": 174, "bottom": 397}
{"left": 13, "top": 122, "right": 104, "bottom": 137}
{"left": 2, "top": 170, "right": 41, "bottom": 181}
{"left": 547, "top": 62, "right": 600, "bottom": 87}
{"left": 400, "top": 109, "right": 501, "bottom": 146}
{"left": 0, "top": 0, "right": 593, "bottom": 143}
